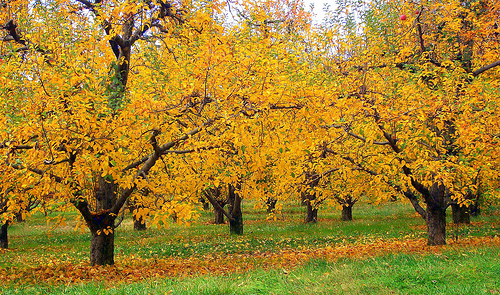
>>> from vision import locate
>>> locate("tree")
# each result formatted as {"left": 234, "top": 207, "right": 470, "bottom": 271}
{"left": 309, "top": 0, "right": 500, "bottom": 245}
{"left": 0, "top": 155, "right": 44, "bottom": 249}
{"left": 0, "top": 0, "right": 254, "bottom": 264}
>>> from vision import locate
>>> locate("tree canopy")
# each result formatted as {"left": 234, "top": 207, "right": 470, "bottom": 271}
{"left": 1, "top": 0, "right": 499, "bottom": 263}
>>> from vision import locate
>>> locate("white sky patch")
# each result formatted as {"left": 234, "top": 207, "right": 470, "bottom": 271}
{"left": 303, "top": 0, "right": 336, "bottom": 24}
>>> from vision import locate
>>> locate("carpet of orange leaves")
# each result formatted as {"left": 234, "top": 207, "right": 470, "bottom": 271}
{"left": 1, "top": 236, "right": 499, "bottom": 287}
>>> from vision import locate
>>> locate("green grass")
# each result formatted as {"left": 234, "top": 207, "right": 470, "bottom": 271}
{"left": 5, "top": 202, "right": 429, "bottom": 263}
{"left": 4, "top": 246, "right": 500, "bottom": 294}
{"left": 1, "top": 201, "right": 499, "bottom": 294}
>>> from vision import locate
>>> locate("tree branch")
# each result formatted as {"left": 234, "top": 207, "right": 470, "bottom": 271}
{"left": 344, "top": 129, "right": 391, "bottom": 145}
{"left": 203, "top": 191, "right": 235, "bottom": 222}
{"left": 112, "top": 122, "right": 213, "bottom": 214}
{"left": 122, "top": 124, "right": 208, "bottom": 171}
{"left": 473, "top": 60, "right": 500, "bottom": 77}
{"left": 269, "top": 104, "right": 303, "bottom": 110}
{"left": 71, "top": 198, "right": 95, "bottom": 229}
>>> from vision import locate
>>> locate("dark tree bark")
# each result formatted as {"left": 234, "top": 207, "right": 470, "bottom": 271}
{"left": 302, "top": 190, "right": 318, "bottom": 223}
{"left": 470, "top": 190, "right": 482, "bottom": 217}
{"left": 335, "top": 194, "right": 357, "bottom": 221}
{"left": 0, "top": 221, "right": 9, "bottom": 249}
{"left": 470, "top": 200, "right": 481, "bottom": 217}
{"left": 129, "top": 202, "right": 147, "bottom": 231}
{"left": 133, "top": 214, "right": 147, "bottom": 230}
{"left": 451, "top": 204, "right": 470, "bottom": 224}
{"left": 204, "top": 186, "right": 226, "bottom": 224}
{"left": 87, "top": 176, "right": 118, "bottom": 265}
{"left": 228, "top": 184, "right": 243, "bottom": 235}
{"left": 305, "top": 201, "right": 318, "bottom": 223}
{"left": 425, "top": 183, "right": 447, "bottom": 245}
{"left": 199, "top": 197, "right": 210, "bottom": 210}
{"left": 202, "top": 183, "right": 243, "bottom": 234}
{"left": 341, "top": 204, "right": 353, "bottom": 221}
{"left": 214, "top": 200, "right": 226, "bottom": 224}
{"left": 266, "top": 197, "right": 277, "bottom": 213}
{"left": 89, "top": 213, "right": 116, "bottom": 266}
{"left": 95, "top": 176, "right": 117, "bottom": 211}
{"left": 15, "top": 212, "right": 25, "bottom": 222}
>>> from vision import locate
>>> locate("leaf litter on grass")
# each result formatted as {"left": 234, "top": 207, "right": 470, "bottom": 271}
{"left": 1, "top": 236, "right": 499, "bottom": 288}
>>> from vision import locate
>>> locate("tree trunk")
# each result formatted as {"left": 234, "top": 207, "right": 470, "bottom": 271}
{"left": 229, "top": 206, "right": 243, "bottom": 235}
{"left": 0, "top": 221, "right": 8, "bottom": 249}
{"left": 470, "top": 192, "right": 481, "bottom": 217}
{"left": 451, "top": 204, "right": 470, "bottom": 224}
{"left": 90, "top": 227, "right": 115, "bottom": 266}
{"left": 303, "top": 191, "right": 318, "bottom": 223}
{"left": 95, "top": 176, "right": 117, "bottom": 211}
{"left": 341, "top": 205, "right": 353, "bottom": 221}
{"left": 89, "top": 211, "right": 116, "bottom": 266}
{"left": 305, "top": 201, "right": 318, "bottom": 223}
{"left": 228, "top": 184, "right": 243, "bottom": 235}
{"left": 426, "top": 205, "right": 446, "bottom": 245}
{"left": 89, "top": 176, "right": 118, "bottom": 265}
{"left": 129, "top": 203, "right": 147, "bottom": 231}
{"left": 133, "top": 214, "right": 147, "bottom": 230}
{"left": 200, "top": 198, "right": 210, "bottom": 210}
{"left": 266, "top": 197, "right": 277, "bottom": 213}
{"left": 425, "top": 183, "right": 447, "bottom": 246}
{"left": 15, "top": 212, "right": 25, "bottom": 223}
{"left": 214, "top": 204, "right": 225, "bottom": 224}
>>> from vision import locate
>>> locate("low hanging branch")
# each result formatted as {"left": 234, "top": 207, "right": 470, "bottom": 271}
{"left": 203, "top": 191, "right": 235, "bottom": 222}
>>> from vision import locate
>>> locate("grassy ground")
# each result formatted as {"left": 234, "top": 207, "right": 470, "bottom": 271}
{"left": 1, "top": 201, "right": 499, "bottom": 294}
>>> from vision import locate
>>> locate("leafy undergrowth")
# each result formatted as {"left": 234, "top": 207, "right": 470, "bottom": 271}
{"left": 2, "top": 236, "right": 499, "bottom": 288}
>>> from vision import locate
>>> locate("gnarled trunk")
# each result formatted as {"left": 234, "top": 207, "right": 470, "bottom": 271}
{"left": 90, "top": 228, "right": 115, "bottom": 265}
{"left": 341, "top": 205, "right": 353, "bottom": 221}
{"left": 426, "top": 205, "right": 446, "bottom": 245}
{"left": 425, "top": 183, "right": 447, "bottom": 246}
{"left": 452, "top": 204, "right": 470, "bottom": 224}
{"left": 0, "top": 221, "right": 8, "bottom": 249}
{"left": 228, "top": 184, "right": 243, "bottom": 235}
